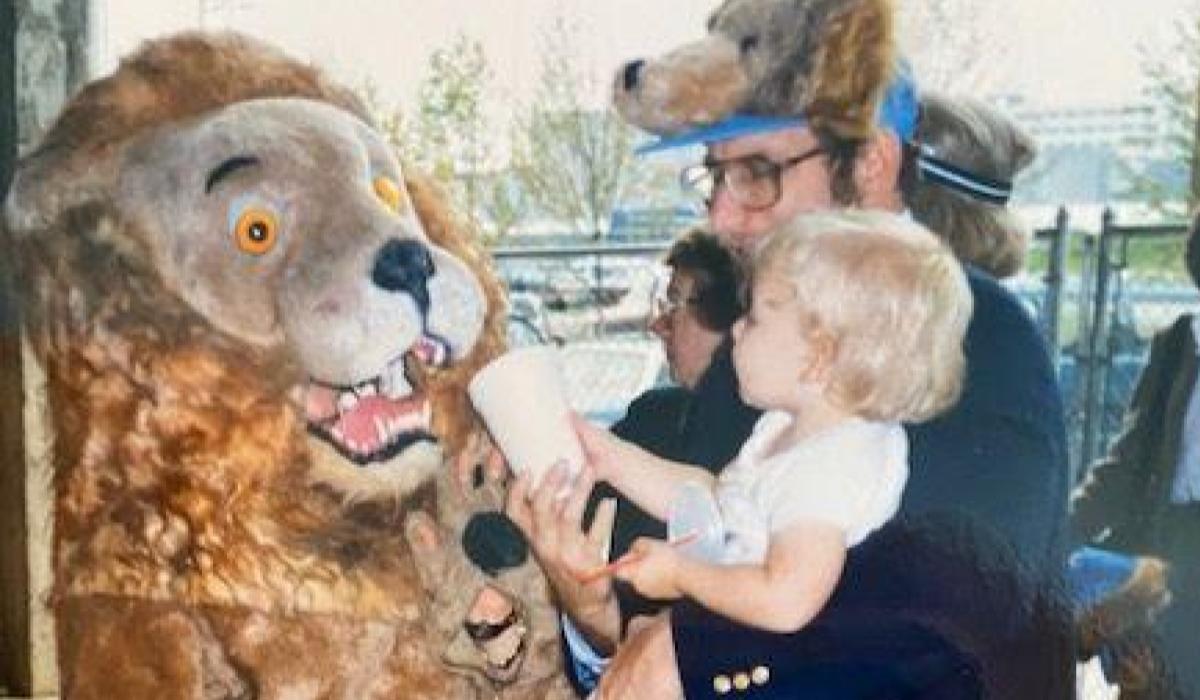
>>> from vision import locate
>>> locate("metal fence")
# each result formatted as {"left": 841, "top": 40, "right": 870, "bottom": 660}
{"left": 490, "top": 212, "right": 1198, "bottom": 479}
{"left": 1030, "top": 211, "right": 1196, "bottom": 481}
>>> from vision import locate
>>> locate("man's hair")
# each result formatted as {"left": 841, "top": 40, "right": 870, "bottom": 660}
{"left": 665, "top": 227, "right": 745, "bottom": 331}
{"left": 1188, "top": 208, "right": 1200, "bottom": 289}
{"left": 753, "top": 211, "right": 973, "bottom": 422}
{"left": 811, "top": 126, "right": 865, "bottom": 206}
{"left": 900, "top": 93, "right": 1037, "bottom": 278}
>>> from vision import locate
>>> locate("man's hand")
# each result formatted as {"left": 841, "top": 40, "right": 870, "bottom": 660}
{"left": 506, "top": 462, "right": 622, "bottom": 653}
{"left": 595, "top": 611, "right": 683, "bottom": 700}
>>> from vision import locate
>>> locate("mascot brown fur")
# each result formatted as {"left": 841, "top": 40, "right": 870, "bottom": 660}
{"left": 4, "top": 32, "right": 571, "bottom": 699}
{"left": 613, "top": 0, "right": 896, "bottom": 140}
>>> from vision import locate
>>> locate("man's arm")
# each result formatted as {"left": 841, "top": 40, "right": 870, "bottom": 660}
{"left": 594, "top": 612, "right": 683, "bottom": 700}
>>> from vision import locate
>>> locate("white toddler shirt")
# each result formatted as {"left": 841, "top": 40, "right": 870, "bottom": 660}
{"left": 715, "top": 411, "right": 909, "bottom": 564}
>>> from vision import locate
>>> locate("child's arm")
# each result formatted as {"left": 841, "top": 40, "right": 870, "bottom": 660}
{"left": 619, "top": 521, "right": 846, "bottom": 634}
{"left": 573, "top": 415, "right": 715, "bottom": 521}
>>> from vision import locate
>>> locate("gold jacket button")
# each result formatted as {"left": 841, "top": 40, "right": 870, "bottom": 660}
{"left": 733, "top": 672, "right": 751, "bottom": 690}
{"left": 751, "top": 665, "right": 771, "bottom": 685}
{"left": 713, "top": 674, "right": 733, "bottom": 694}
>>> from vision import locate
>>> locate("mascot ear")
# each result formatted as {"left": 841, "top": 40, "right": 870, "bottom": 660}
{"left": 5, "top": 140, "right": 120, "bottom": 237}
{"left": 804, "top": 0, "right": 895, "bottom": 140}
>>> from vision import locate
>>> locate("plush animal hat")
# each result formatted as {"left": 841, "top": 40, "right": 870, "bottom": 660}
{"left": 613, "top": 0, "right": 898, "bottom": 144}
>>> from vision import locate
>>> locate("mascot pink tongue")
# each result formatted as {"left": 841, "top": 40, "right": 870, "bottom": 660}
{"left": 329, "top": 394, "right": 431, "bottom": 456}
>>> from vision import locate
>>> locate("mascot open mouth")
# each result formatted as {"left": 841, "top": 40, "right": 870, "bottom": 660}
{"left": 303, "top": 333, "right": 451, "bottom": 464}
{"left": 464, "top": 586, "right": 529, "bottom": 683}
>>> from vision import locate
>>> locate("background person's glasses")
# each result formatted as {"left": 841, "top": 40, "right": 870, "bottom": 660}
{"left": 679, "top": 146, "right": 825, "bottom": 211}
{"left": 653, "top": 290, "right": 700, "bottom": 318}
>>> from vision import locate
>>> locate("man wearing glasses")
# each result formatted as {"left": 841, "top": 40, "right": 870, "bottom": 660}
{"left": 512, "top": 66, "right": 1070, "bottom": 698}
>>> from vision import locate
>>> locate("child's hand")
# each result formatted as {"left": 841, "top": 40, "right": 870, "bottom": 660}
{"left": 570, "top": 412, "right": 629, "bottom": 483}
{"left": 613, "top": 537, "right": 683, "bottom": 600}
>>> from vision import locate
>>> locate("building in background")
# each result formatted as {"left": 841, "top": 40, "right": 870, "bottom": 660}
{"left": 999, "top": 93, "right": 1188, "bottom": 225}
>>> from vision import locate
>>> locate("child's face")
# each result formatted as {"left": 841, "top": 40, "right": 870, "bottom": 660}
{"left": 730, "top": 271, "right": 818, "bottom": 411}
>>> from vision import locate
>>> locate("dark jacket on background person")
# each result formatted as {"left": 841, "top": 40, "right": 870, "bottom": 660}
{"left": 1072, "top": 313, "right": 1198, "bottom": 554}
{"left": 1070, "top": 312, "right": 1200, "bottom": 695}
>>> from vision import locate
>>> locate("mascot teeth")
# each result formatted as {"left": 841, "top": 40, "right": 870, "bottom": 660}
{"left": 382, "top": 356, "right": 413, "bottom": 399}
{"left": 303, "top": 333, "right": 453, "bottom": 463}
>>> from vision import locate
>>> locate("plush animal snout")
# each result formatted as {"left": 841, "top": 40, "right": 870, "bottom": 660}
{"left": 462, "top": 511, "right": 529, "bottom": 576}
{"left": 373, "top": 238, "right": 435, "bottom": 314}
{"left": 621, "top": 59, "right": 646, "bottom": 92}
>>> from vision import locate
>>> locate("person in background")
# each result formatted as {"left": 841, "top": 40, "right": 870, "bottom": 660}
{"left": 589, "top": 228, "right": 758, "bottom": 622}
{"left": 903, "top": 91, "right": 1037, "bottom": 280}
{"left": 1071, "top": 212, "right": 1200, "bottom": 696}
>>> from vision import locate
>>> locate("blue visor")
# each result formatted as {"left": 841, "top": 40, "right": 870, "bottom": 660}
{"left": 635, "top": 114, "right": 806, "bottom": 155}
{"left": 636, "top": 61, "right": 919, "bottom": 155}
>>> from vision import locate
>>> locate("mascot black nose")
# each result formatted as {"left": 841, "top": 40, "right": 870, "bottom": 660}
{"left": 372, "top": 238, "right": 434, "bottom": 315}
{"left": 622, "top": 59, "right": 645, "bottom": 92}
{"left": 462, "top": 511, "right": 529, "bottom": 577}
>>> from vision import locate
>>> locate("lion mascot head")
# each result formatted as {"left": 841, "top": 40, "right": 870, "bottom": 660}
{"left": 4, "top": 31, "right": 571, "bottom": 699}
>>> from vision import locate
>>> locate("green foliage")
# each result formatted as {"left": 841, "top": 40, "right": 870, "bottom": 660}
{"left": 509, "top": 14, "right": 673, "bottom": 238}
{"left": 408, "top": 35, "right": 493, "bottom": 219}
{"left": 359, "top": 35, "right": 497, "bottom": 230}
{"left": 358, "top": 18, "right": 677, "bottom": 241}
{"left": 1026, "top": 230, "right": 1191, "bottom": 283}
{"left": 1131, "top": 7, "right": 1200, "bottom": 216}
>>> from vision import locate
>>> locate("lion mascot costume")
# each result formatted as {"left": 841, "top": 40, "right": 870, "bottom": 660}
{"left": 4, "top": 32, "right": 572, "bottom": 699}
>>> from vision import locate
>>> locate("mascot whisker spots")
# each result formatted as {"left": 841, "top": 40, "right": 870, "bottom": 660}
{"left": 613, "top": 0, "right": 896, "bottom": 140}
{"left": 5, "top": 31, "right": 571, "bottom": 699}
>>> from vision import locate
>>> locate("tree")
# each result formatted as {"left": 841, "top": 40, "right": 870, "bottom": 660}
{"left": 1129, "top": 6, "right": 1200, "bottom": 217}
{"left": 510, "top": 15, "right": 673, "bottom": 239}
{"left": 362, "top": 34, "right": 496, "bottom": 228}
{"left": 475, "top": 166, "right": 530, "bottom": 240}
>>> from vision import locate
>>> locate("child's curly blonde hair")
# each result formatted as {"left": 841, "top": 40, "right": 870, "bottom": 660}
{"left": 753, "top": 210, "right": 973, "bottom": 422}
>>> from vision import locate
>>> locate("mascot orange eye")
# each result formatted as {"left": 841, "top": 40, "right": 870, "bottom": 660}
{"left": 233, "top": 208, "right": 279, "bottom": 255}
{"left": 373, "top": 176, "right": 407, "bottom": 213}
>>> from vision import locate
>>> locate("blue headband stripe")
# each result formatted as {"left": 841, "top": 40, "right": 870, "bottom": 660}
{"left": 916, "top": 153, "right": 1012, "bottom": 206}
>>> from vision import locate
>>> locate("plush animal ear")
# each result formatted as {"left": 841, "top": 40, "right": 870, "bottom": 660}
{"left": 4, "top": 141, "right": 121, "bottom": 237}
{"left": 805, "top": 0, "right": 896, "bottom": 140}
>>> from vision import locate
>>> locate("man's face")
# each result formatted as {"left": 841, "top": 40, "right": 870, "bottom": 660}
{"left": 706, "top": 126, "right": 836, "bottom": 253}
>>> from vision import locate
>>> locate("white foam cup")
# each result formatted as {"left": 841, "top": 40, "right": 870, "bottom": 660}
{"left": 468, "top": 346, "right": 584, "bottom": 489}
